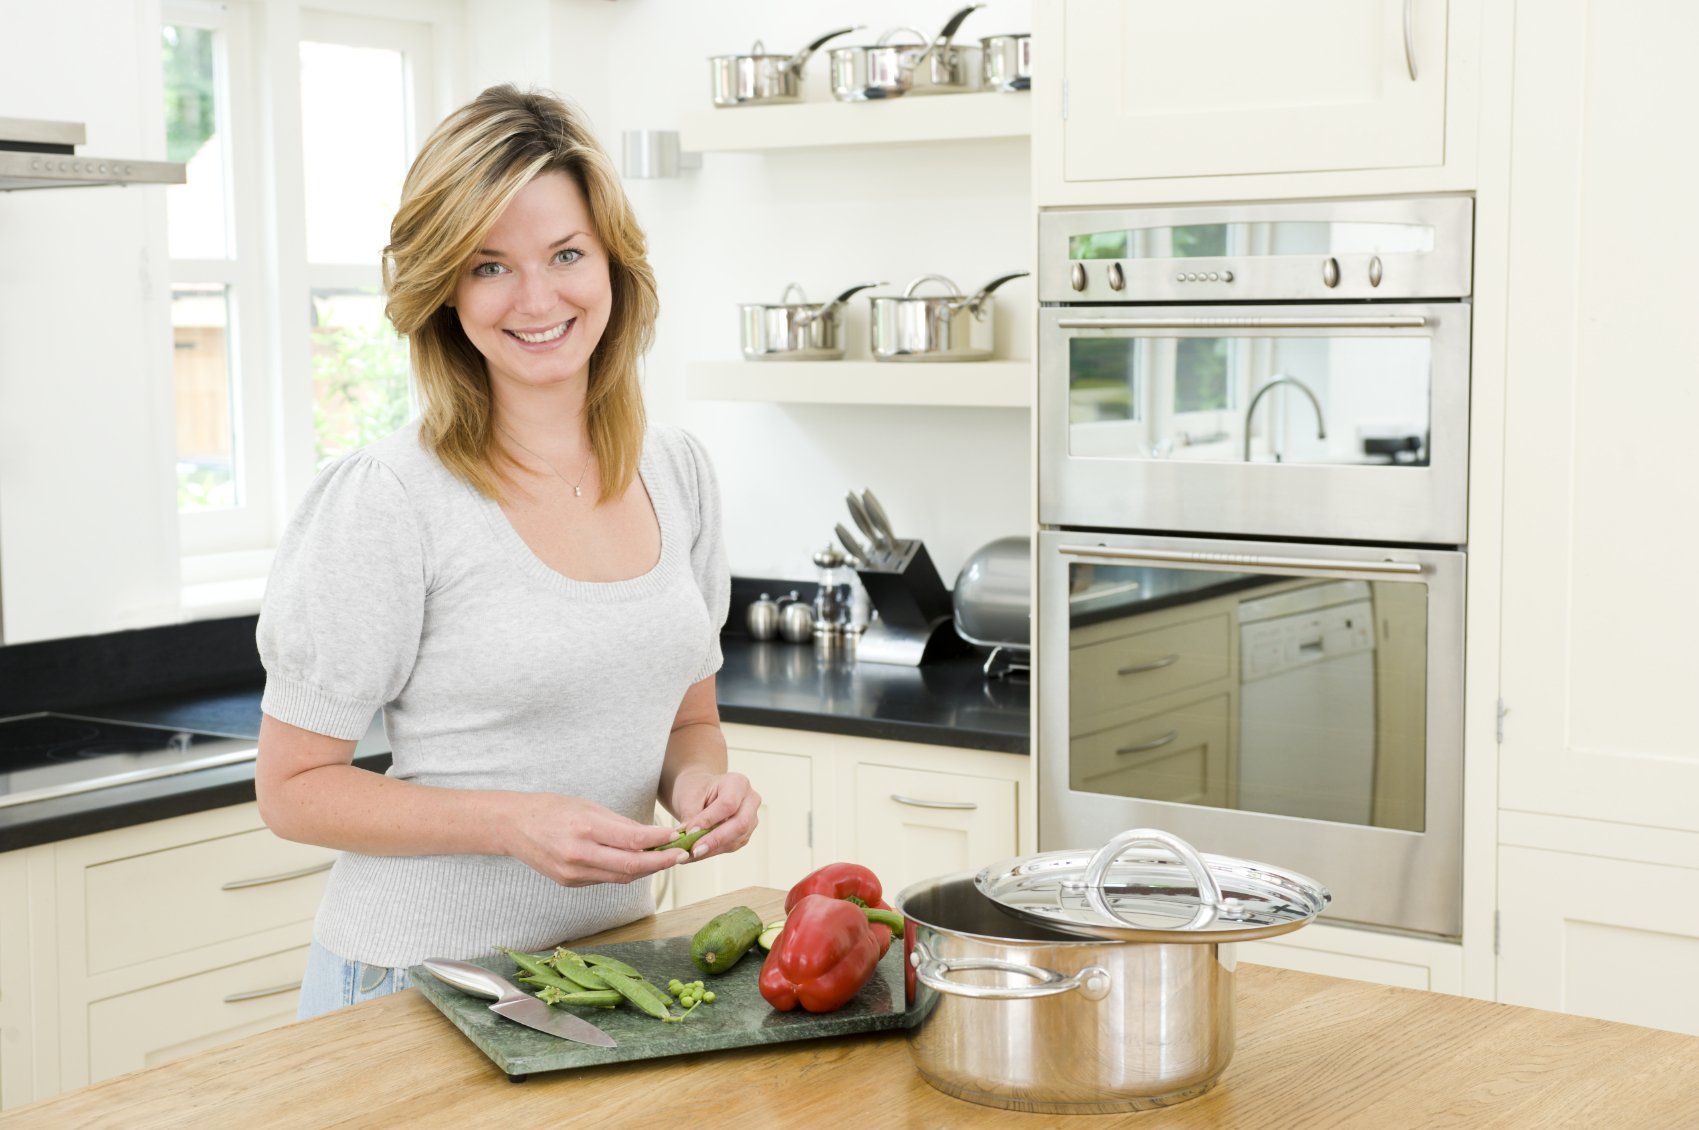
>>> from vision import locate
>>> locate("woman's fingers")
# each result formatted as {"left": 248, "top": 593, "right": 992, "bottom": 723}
{"left": 692, "top": 787, "right": 761, "bottom": 859}
{"left": 576, "top": 839, "right": 684, "bottom": 881}
{"left": 596, "top": 813, "right": 684, "bottom": 852}
{"left": 687, "top": 772, "right": 751, "bottom": 832}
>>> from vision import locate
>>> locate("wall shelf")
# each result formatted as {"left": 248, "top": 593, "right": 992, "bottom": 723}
{"left": 687, "top": 360, "right": 1031, "bottom": 408}
{"left": 678, "top": 93, "right": 1031, "bottom": 153}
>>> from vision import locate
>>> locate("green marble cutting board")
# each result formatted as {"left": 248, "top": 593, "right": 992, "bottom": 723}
{"left": 409, "top": 933, "right": 909, "bottom": 1078}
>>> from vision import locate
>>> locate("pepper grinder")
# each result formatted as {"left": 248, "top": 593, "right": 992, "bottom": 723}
{"left": 811, "top": 544, "right": 853, "bottom": 637}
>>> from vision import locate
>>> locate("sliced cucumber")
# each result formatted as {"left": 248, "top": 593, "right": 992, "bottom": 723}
{"left": 757, "top": 919, "right": 786, "bottom": 951}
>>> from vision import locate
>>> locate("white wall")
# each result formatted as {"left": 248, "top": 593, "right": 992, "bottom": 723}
{"left": 0, "top": 0, "right": 181, "bottom": 643}
{"left": 548, "top": 0, "right": 1035, "bottom": 583}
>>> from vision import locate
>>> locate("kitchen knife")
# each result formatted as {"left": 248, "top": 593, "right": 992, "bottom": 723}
{"left": 835, "top": 522, "right": 869, "bottom": 566}
{"left": 861, "top": 489, "right": 899, "bottom": 549}
{"left": 420, "top": 958, "right": 617, "bottom": 1048}
{"left": 845, "top": 491, "right": 884, "bottom": 550}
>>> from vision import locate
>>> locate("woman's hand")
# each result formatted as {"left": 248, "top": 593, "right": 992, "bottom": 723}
{"left": 668, "top": 769, "right": 760, "bottom": 862}
{"left": 501, "top": 792, "right": 685, "bottom": 887}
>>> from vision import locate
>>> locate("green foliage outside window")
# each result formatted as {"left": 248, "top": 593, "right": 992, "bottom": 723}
{"left": 162, "top": 25, "right": 216, "bottom": 164}
{"left": 311, "top": 307, "right": 412, "bottom": 468}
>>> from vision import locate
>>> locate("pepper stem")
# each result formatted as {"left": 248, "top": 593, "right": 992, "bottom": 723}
{"left": 863, "top": 908, "right": 905, "bottom": 937}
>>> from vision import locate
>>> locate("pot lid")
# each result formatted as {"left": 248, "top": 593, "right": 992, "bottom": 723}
{"left": 974, "top": 828, "right": 1331, "bottom": 944}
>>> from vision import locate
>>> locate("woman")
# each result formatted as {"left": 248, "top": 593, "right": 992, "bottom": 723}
{"left": 254, "top": 85, "right": 757, "bottom": 1019}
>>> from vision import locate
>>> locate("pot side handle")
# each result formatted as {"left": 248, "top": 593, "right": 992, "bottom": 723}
{"left": 911, "top": 946, "right": 1111, "bottom": 1002}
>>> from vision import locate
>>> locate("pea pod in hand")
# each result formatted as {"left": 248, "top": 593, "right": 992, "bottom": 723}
{"left": 648, "top": 827, "right": 711, "bottom": 855}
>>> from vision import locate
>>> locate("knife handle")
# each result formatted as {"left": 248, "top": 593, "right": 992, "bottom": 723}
{"left": 421, "top": 958, "right": 525, "bottom": 1004}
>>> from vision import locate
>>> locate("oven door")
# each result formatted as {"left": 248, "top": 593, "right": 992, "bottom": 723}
{"left": 1037, "top": 530, "right": 1463, "bottom": 938}
{"left": 1038, "top": 302, "right": 1470, "bottom": 544}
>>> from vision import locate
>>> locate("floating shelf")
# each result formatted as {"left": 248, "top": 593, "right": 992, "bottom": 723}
{"left": 687, "top": 359, "right": 1031, "bottom": 408}
{"left": 678, "top": 93, "right": 1032, "bottom": 153}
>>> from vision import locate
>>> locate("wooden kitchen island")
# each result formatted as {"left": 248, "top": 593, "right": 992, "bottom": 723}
{"left": 7, "top": 888, "right": 1697, "bottom": 1128}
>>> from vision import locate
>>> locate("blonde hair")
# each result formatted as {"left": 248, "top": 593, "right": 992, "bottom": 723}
{"left": 384, "top": 85, "right": 657, "bottom": 503}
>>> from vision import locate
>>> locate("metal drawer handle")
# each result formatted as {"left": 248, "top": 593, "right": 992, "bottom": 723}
{"left": 1056, "top": 315, "right": 1427, "bottom": 330}
{"left": 890, "top": 794, "right": 978, "bottom": 811}
{"left": 221, "top": 860, "right": 333, "bottom": 891}
{"left": 1059, "top": 544, "right": 1424, "bottom": 576}
{"left": 912, "top": 944, "right": 1110, "bottom": 1002}
{"left": 1403, "top": 0, "right": 1418, "bottom": 81}
{"left": 223, "top": 980, "right": 302, "bottom": 1004}
{"left": 1115, "top": 730, "right": 1180, "bottom": 756}
{"left": 1117, "top": 653, "right": 1179, "bottom": 677}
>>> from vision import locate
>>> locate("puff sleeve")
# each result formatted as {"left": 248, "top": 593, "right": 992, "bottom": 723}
{"left": 256, "top": 452, "right": 427, "bottom": 740}
{"left": 678, "top": 428, "right": 731, "bottom": 683}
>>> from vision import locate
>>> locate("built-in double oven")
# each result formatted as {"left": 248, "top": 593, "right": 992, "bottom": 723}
{"left": 1036, "top": 196, "right": 1472, "bottom": 938}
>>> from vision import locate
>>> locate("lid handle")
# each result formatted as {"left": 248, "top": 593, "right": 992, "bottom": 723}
{"left": 1082, "top": 828, "right": 1224, "bottom": 930}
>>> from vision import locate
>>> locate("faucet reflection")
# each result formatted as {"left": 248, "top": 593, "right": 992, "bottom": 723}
{"left": 1242, "top": 376, "right": 1328, "bottom": 462}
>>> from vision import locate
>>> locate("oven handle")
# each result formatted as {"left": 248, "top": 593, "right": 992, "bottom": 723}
{"left": 1055, "top": 315, "right": 1428, "bottom": 330}
{"left": 1059, "top": 544, "right": 1425, "bottom": 575}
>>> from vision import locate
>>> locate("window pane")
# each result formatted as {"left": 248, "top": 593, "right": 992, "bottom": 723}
{"left": 162, "top": 24, "right": 229, "bottom": 259}
{"left": 311, "top": 289, "right": 411, "bottom": 466}
{"left": 300, "top": 41, "right": 409, "bottom": 265}
{"left": 173, "top": 285, "right": 238, "bottom": 510}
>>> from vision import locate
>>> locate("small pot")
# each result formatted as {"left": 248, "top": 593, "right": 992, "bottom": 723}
{"left": 868, "top": 271, "right": 1028, "bottom": 362}
{"left": 980, "top": 34, "right": 1031, "bottom": 93}
{"left": 740, "top": 281, "right": 882, "bottom": 361}
{"left": 778, "top": 595, "right": 815, "bottom": 643}
{"left": 896, "top": 829, "right": 1329, "bottom": 1114}
{"left": 709, "top": 27, "right": 859, "bottom": 107}
{"left": 745, "top": 592, "right": 781, "bottom": 640}
{"left": 828, "top": 5, "right": 985, "bottom": 102}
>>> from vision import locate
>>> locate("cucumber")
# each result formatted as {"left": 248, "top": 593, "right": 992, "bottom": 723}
{"left": 757, "top": 919, "right": 786, "bottom": 951}
{"left": 690, "top": 905, "right": 763, "bottom": 974}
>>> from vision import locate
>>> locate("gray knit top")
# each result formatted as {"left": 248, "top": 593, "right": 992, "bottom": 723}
{"left": 256, "top": 419, "right": 729, "bottom": 968}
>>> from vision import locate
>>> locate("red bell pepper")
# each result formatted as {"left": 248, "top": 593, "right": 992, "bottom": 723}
{"left": 785, "top": 862, "right": 899, "bottom": 956}
{"left": 759, "top": 894, "right": 881, "bottom": 1013}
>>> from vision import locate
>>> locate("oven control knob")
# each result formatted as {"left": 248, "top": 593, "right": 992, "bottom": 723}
{"left": 1368, "top": 256, "right": 1384, "bottom": 287}
{"left": 1322, "top": 256, "right": 1341, "bottom": 288}
{"left": 1107, "top": 262, "right": 1125, "bottom": 291}
{"left": 1070, "top": 261, "right": 1087, "bottom": 291}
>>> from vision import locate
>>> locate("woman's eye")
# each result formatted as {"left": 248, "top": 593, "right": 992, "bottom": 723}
{"left": 555, "top": 248, "right": 582, "bottom": 265}
{"left": 472, "top": 262, "right": 506, "bottom": 278}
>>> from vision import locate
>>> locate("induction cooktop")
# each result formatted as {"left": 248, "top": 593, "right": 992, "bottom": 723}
{"left": 0, "top": 712, "right": 258, "bottom": 810}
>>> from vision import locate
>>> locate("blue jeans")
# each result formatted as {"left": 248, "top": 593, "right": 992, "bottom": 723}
{"left": 297, "top": 939, "right": 412, "bottom": 1020}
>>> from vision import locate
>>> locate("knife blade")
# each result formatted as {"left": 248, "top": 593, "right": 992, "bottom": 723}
{"left": 861, "top": 489, "right": 899, "bottom": 548}
{"left": 845, "top": 492, "right": 884, "bottom": 550}
{"left": 835, "top": 522, "right": 869, "bottom": 566}
{"left": 421, "top": 957, "right": 617, "bottom": 1048}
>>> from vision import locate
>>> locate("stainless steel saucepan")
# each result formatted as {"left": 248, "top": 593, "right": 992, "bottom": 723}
{"left": 740, "top": 281, "right": 883, "bottom": 361}
{"left": 828, "top": 5, "right": 986, "bottom": 101}
{"left": 709, "top": 27, "right": 860, "bottom": 107}
{"left": 869, "top": 271, "right": 1028, "bottom": 362}
{"left": 980, "top": 33, "right": 1032, "bottom": 93}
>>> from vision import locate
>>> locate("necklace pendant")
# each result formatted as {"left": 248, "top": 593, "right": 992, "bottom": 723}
{"left": 574, "top": 485, "right": 582, "bottom": 497}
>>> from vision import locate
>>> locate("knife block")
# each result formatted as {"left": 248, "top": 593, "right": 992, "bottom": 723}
{"left": 853, "top": 538, "right": 969, "bottom": 666}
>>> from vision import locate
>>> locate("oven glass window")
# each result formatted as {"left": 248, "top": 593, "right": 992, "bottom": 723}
{"left": 1069, "top": 220, "right": 1435, "bottom": 261}
{"left": 1068, "top": 331, "right": 1432, "bottom": 465}
{"left": 1068, "top": 565, "right": 1427, "bottom": 832}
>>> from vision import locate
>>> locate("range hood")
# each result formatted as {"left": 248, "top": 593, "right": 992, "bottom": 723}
{"left": 0, "top": 117, "right": 185, "bottom": 191}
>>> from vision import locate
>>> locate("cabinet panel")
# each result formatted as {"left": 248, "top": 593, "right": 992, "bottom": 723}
{"left": 85, "top": 945, "right": 310, "bottom": 1084}
{"left": 1062, "top": 0, "right": 1448, "bottom": 181}
{"left": 851, "top": 764, "right": 1017, "bottom": 899}
{"left": 669, "top": 748, "right": 812, "bottom": 908}
{"left": 1070, "top": 693, "right": 1231, "bottom": 807}
{"left": 1237, "top": 921, "right": 1461, "bottom": 993}
{"left": 1498, "top": 846, "right": 1699, "bottom": 1037}
{"left": 1070, "top": 611, "right": 1231, "bottom": 732}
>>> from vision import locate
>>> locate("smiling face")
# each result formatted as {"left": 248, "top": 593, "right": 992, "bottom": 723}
{"left": 451, "top": 170, "right": 612, "bottom": 395}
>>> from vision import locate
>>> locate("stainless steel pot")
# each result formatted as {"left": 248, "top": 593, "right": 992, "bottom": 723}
{"left": 980, "top": 33, "right": 1031, "bottom": 92}
{"left": 709, "top": 27, "right": 859, "bottom": 107}
{"left": 895, "top": 829, "right": 1329, "bottom": 1114}
{"left": 869, "top": 271, "right": 1028, "bottom": 362}
{"left": 828, "top": 6, "right": 985, "bottom": 101}
{"left": 739, "top": 281, "right": 881, "bottom": 361}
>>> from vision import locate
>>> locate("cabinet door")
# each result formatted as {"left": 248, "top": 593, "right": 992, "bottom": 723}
{"left": 1062, "top": 0, "right": 1448, "bottom": 181}
{"left": 1498, "top": 847, "right": 1699, "bottom": 1037}
{"left": 851, "top": 764, "right": 1017, "bottom": 900}
{"left": 85, "top": 945, "right": 310, "bottom": 1083}
{"left": 669, "top": 748, "right": 812, "bottom": 909}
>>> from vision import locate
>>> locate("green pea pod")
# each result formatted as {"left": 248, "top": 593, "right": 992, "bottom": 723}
{"left": 647, "top": 827, "right": 709, "bottom": 854}
{"left": 504, "top": 949, "right": 560, "bottom": 981}
{"left": 593, "top": 965, "right": 677, "bottom": 1021}
{"left": 581, "top": 952, "right": 647, "bottom": 981}
{"left": 539, "top": 988, "right": 623, "bottom": 1009}
{"left": 547, "top": 958, "right": 610, "bottom": 991}
{"left": 512, "top": 965, "right": 596, "bottom": 996}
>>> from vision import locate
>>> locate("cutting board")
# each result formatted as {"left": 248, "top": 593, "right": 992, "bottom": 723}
{"left": 410, "top": 933, "right": 909, "bottom": 1078}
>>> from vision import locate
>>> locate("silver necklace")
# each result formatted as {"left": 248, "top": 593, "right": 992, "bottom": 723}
{"left": 496, "top": 421, "right": 593, "bottom": 498}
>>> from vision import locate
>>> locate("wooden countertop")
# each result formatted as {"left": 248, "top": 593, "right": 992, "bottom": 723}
{"left": 8, "top": 887, "right": 1698, "bottom": 1128}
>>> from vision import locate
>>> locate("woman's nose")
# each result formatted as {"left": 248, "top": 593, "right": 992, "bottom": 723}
{"left": 513, "top": 268, "right": 559, "bottom": 315}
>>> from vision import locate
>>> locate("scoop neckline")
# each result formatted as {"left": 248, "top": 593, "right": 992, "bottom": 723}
{"left": 475, "top": 439, "right": 681, "bottom": 601}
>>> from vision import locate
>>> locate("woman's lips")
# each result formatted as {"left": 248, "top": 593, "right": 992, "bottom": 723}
{"left": 504, "top": 318, "right": 576, "bottom": 351}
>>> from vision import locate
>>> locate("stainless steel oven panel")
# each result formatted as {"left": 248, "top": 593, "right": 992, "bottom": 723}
{"left": 1039, "top": 196, "right": 1473, "bottom": 304}
{"left": 1038, "top": 301, "right": 1471, "bottom": 544}
{"left": 1037, "top": 530, "right": 1464, "bottom": 938}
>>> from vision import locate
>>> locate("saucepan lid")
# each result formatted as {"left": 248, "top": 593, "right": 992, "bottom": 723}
{"left": 974, "top": 827, "right": 1331, "bottom": 944}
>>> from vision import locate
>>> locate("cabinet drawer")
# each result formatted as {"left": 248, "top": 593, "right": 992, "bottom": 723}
{"left": 86, "top": 943, "right": 310, "bottom": 1084}
{"left": 84, "top": 829, "right": 335, "bottom": 974}
{"left": 852, "top": 764, "right": 1017, "bottom": 899}
{"left": 1071, "top": 611, "right": 1231, "bottom": 730}
{"left": 1070, "top": 694, "right": 1232, "bottom": 806}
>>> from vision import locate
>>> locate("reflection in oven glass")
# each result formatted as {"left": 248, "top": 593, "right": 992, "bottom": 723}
{"left": 1069, "top": 565, "right": 1426, "bottom": 833}
{"left": 1068, "top": 220, "right": 1437, "bottom": 261}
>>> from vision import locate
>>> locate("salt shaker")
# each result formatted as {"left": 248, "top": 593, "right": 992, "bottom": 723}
{"left": 811, "top": 544, "right": 853, "bottom": 637}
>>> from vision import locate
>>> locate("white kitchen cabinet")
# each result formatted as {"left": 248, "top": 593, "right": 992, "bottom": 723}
{"left": 848, "top": 763, "right": 1018, "bottom": 901}
{"left": 1237, "top": 921, "right": 1462, "bottom": 994}
{"left": 1498, "top": 845, "right": 1699, "bottom": 1037}
{"left": 668, "top": 746, "right": 814, "bottom": 911}
{"left": 0, "top": 850, "right": 33, "bottom": 1109}
{"left": 1058, "top": 0, "right": 1450, "bottom": 183}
